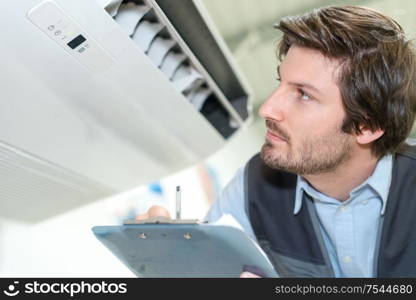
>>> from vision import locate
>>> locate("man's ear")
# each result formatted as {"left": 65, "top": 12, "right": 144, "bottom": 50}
{"left": 356, "top": 126, "right": 384, "bottom": 145}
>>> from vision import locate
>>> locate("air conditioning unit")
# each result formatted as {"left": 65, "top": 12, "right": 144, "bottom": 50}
{"left": 0, "top": 0, "right": 252, "bottom": 222}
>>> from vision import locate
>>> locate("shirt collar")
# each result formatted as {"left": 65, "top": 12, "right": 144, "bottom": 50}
{"left": 293, "top": 154, "right": 393, "bottom": 215}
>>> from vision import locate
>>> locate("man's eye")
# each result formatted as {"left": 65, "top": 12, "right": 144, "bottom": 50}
{"left": 299, "top": 89, "right": 312, "bottom": 101}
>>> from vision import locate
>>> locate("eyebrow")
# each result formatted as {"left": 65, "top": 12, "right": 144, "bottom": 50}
{"left": 277, "top": 65, "right": 322, "bottom": 95}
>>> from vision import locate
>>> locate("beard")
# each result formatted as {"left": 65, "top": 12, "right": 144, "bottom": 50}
{"left": 260, "top": 120, "right": 352, "bottom": 175}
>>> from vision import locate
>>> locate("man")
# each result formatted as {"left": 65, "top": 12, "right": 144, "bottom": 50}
{"left": 138, "top": 6, "right": 416, "bottom": 277}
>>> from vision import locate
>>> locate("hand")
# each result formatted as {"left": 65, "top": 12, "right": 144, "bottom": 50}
{"left": 135, "top": 205, "right": 171, "bottom": 221}
{"left": 240, "top": 271, "right": 261, "bottom": 278}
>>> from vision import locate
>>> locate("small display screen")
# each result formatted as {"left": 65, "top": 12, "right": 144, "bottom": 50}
{"left": 67, "top": 34, "right": 86, "bottom": 49}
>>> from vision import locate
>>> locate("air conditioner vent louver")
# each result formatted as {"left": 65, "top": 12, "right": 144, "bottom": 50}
{"left": 112, "top": 1, "right": 212, "bottom": 113}
{"left": 114, "top": 2, "right": 150, "bottom": 36}
{"left": 132, "top": 20, "right": 163, "bottom": 50}
{"left": 99, "top": 0, "right": 243, "bottom": 138}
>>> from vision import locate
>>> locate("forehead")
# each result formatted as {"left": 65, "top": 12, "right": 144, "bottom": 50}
{"left": 280, "top": 45, "right": 342, "bottom": 89}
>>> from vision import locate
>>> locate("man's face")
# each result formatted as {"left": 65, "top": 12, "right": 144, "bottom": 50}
{"left": 259, "top": 45, "right": 355, "bottom": 175}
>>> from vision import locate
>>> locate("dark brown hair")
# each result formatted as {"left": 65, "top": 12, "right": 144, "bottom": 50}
{"left": 276, "top": 6, "right": 416, "bottom": 157}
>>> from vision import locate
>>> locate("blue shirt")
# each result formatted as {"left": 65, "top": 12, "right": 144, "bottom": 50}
{"left": 205, "top": 154, "right": 393, "bottom": 277}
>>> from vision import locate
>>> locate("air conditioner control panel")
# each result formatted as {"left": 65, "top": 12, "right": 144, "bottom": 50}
{"left": 27, "top": 0, "right": 115, "bottom": 73}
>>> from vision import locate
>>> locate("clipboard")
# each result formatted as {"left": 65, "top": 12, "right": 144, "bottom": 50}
{"left": 92, "top": 218, "right": 279, "bottom": 278}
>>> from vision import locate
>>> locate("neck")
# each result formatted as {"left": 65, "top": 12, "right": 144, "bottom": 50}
{"left": 302, "top": 149, "right": 379, "bottom": 201}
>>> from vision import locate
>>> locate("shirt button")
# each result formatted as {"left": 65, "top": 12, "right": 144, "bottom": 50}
{"left": 362, "top": 199, "right": 369, "bottom": 205}
{"left": 343, "top": 256, "right": 352, "bottom": 263}
{"left": 340, "top": 205, "right": 348, "bottom": 212}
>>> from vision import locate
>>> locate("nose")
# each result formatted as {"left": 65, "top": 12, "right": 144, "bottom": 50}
{"left": 258, "top": 88, "right": 285, "bottom": 121}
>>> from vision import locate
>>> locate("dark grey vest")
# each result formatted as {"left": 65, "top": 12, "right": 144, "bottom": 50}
{"left": 245, "top": 144, "right": 416, "bottom": 277}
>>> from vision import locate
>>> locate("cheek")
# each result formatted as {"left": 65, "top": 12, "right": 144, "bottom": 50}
{"left": 289, "top": 116, "right": 339, "bottom": 148}
{"left": 288, "top": 115, "right": 319, "bottom": 141}
{"left": 284, "top": 99, "right": 346, "bottom": 142}
{"left": 294, "top": 105, "right": 344, "bottom": 133}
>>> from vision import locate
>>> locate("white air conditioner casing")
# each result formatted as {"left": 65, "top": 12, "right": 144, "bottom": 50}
{"left": 0, "top": 0, "right": 252, "bottom": 222}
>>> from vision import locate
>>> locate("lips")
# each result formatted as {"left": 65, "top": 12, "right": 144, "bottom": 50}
{"left": 265, "top": 119, "right": 289, "bottom": 143}
{"left": 266, "top": 129, "right": 287, "bottom": 142}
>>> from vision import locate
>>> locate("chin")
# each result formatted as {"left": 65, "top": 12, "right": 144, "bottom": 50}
{"left": 261, "top": 143, "right": 283, "bottom": 164}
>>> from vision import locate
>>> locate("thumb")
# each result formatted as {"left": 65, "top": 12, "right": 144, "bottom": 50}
{"left": 240, "top": 272, "right": 261, "bottom": 278}
{"left": 148, "top": 205, "right": 171, "bottom": 219}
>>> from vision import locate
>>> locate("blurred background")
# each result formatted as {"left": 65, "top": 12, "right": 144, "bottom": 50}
{"left": 1, "top": 0, "right": 416, "bottom": 276}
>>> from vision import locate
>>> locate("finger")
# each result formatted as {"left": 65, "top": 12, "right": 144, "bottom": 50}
{"left": 148, "top": 205, "right": 171, "bottom": 219}
{"left": 240, "top": 272, "right": 261, "bottom": 278}
{"left": 135, "top": 212, "right": 149, "bottom": 221}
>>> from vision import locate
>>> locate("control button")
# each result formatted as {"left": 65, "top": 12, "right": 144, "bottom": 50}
{"left": 54, "top": 30, "right": 62, "bottom": 36}
{"left": 47, "top": 25, "right": 55, "bottom": 31}
{"left": 78, "top": 47, "right": 86, "bottom": 53}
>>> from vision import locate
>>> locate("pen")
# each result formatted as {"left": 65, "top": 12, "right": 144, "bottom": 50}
{"left": 176, "top": 185, "right": 181, "bottom": 220}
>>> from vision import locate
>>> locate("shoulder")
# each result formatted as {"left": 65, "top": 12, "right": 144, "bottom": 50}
{"left": 204, "top": 166, "right": 245, "bottom": 222}
{"left": 204, "top": 163, "right": 257, "bottom": 240}
{"left": 396, "top": 142, "right": 416, "bottom": 160}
